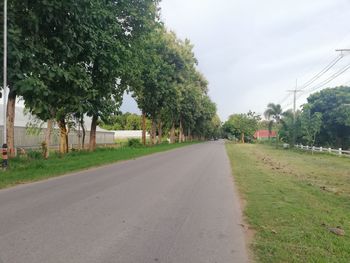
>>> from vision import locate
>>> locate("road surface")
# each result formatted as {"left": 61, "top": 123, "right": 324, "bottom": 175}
{"left": 0, "top": 141, "right": 248, "bottom": 263}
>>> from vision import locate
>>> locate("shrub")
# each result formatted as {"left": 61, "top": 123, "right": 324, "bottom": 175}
{"left": 127, "top": 138, "right": 143, "bottom": 148}
{"left": 27, "top": 150, "right": 43, "bottom": 160}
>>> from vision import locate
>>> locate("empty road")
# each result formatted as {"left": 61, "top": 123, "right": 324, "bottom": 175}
{"left": 0, "top": 141, "right": 248, "bottom": 263}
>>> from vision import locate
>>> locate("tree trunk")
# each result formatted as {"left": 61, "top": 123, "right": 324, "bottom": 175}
{"left": 77, "top": 118, "right": 81, "bottom": 150}
{"left": 65, "top": 126, "right": 69, "bottom": 153}
{"left": 179, "top": 120, "right": 183, "bottom": 143}
{"left": 170, "top": 122, "right": 176, "bottom": 144}
{"left": 89, "top": 115, "right": 98, "bottom": 151}
{"left": 142, "top": 112, "right": 146, "bottom": 145}
{"left": 151, "top": 117, "right": 156, "bottom": 145}
{"left": 58, "top": 118, "right": 68, "bottom": 154}
{"left": 157, "top": 119, "right": 163, "bottom": 144}
{"left": 188, "top": 128, "right": 192, "bottom": 142}
{"left": 80, "top": 117, "right": 86, "bottom": 150}
{"left": 241, "top": 132, "right": 245, "bottom": 144}
{"left": 44, "top": 119, "right": 53, "bottom": 159}
{"left": 6, "top": 90, "right": 16, "bottom": 157}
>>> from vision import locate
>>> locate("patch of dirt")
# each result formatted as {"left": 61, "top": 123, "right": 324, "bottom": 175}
{"left": 328, "top": 227, "right": 345, "bottom": 236}
{"left": 231, "top": 176, "right": 256, "bottom": 263}
{"left": 251, "top": 149, "right": 345, "bottom": 196}
{"left": 252, "top": 150, "right": 299, "bottom": 177}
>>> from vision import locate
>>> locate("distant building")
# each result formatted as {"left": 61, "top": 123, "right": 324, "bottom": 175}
{"left": 254, "top": 130, "right": 277, "bottom": 140}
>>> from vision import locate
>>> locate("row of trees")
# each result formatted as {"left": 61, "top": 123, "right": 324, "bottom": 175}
{"left": 0, "top": 0, "right": 220, "bottom": 157}
{"left": 222, "top": 86, "right": 350, "bottom": 149}
{"left": 264, "top": 86, "right": 350, "bottom": 149}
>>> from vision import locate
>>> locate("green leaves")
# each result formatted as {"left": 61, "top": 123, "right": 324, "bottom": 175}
{"left": 303, "top": 86, "right": 350, "bottom": 148}
{"left": 223, "top": 112, "right": 260, "bottom": 142}
{"left": 3, "top": 0, "right": 218, "bottom": 141}
{"left": 300, "top": 106, "right": 322, "bottom": 146}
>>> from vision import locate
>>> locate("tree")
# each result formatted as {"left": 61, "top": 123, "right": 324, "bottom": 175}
{"left": 303, "top": 86, "right": 350, "bottom": 148}
{"left": 207, "top": 114, "right": 222, "bottom": 139}
{"left": 300, "top": 106, "right": 322, "bottom": 146}
{"left": 125, "top": 114, "right": 142, "bottom": 130}
{"left": 131, "top": 27, "right": 182, "bottom": 145}
{"left": 3, "top": 0, "right": 105, "bottom": 154}
{"left": 5, "top": 0, "right": 161, "bottom": 154}
{"left": 192, "top": 95, "right": 217, "bottom": 140}
{"left": 278, "top": 110, "right": 302, "bottom": 145}
{"left": 0, "top": 1, "right": 47, "bottom": 156}
{"left": 264, "top": 103, "right": 284, "bottom": 147}
{"left": 84, "top": 0, "right": 160, "bottom": 151}
{"left": 1, "top": 0, "right": 218, "bottom": 154}
{"left": 223, "top": 111, "right": 260, "bottom": 143}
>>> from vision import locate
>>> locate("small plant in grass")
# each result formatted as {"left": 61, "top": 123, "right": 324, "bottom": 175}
{"left": 127, "top": 138, "right": 143, "bottom": 148}
{"left": 27, "top": 150, "right": 43, "bottom": 160}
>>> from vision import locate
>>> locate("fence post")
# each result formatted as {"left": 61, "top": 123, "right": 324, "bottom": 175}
{"left": 320, "top": 147, "right": 323, "bottom": 152}
{"left": 339, "top": 148, "right": 342, "bottom": 156}
{"left": 312, "top": 146, "right": 315, "bottom": 152}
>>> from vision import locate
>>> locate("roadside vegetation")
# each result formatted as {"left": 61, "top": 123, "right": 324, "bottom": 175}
{"left": 1, "top": 1, "right": 220, "bottom": 159}
{"left": 223, "top": 86, "right": 350, "bottom": 151}
{"left": 0, "top": 142, "right": 195, "bottom": 189}
{"left": 226, "top": 142, "right": 350, "bottom": 263}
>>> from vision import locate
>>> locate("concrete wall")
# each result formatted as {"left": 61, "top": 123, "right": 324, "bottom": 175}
{"left": 0, "top": 126, "right": 115, "bottom": 148}
{"left": 114, "top": 130, "right": 150, "bottom": 140}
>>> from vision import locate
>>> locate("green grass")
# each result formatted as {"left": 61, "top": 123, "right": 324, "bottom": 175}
{"left": 0, "top": 142, "right": 194, "bottom": 189}
{"left": 226, "top": 143, "right": 350, "bottom": 263}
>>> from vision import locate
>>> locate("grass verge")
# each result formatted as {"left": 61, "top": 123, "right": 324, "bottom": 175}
{"left": 226, "top": 143, "right": 350, "bottom": 263}
{"left": 0, "top": 142, "right": 195, "bottom": 189}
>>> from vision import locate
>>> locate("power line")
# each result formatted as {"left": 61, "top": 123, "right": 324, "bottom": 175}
{"left": 278, "top": 93, "right": 292, "bottom": 105}
{"left": 297, "top": 62, "right": 350, "bottom": 100}
{"left": 299, "top": 54, "right": 343, "bottom": 90}
{"left": 281, "top": 54, "right": 344, "bottom": 109}
{"left": 282, "top": 50, "right": 349, "bottom": 109}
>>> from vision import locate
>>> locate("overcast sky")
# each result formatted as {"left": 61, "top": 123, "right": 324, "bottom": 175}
{"left": 122, "top": 0, "right": 350, "bottom": 120}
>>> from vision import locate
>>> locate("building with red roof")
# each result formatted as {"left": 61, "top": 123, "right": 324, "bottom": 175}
{"left": 254, "top": 130, "right": 277, "bottom": 140}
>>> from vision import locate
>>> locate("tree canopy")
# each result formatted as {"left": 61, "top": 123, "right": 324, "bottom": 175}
{"left": 0, "top": 0, "right": 219, "bottom": 154}
{"left": 223, "top": 111, "right": 260, "bottom": 143}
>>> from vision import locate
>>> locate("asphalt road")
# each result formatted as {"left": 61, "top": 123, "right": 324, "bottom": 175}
{"left": 0, "top": 141, "right": 248, "bottom": 263}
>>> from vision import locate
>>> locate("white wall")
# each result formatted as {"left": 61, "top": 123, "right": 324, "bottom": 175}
{"left": 114, "top": 130, "right": 150, "bottom": 140}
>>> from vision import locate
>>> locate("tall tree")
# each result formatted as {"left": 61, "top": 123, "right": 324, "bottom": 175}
{"left": 0, "top": 1, "right": 47, "bottom": 156}
{"left": 264, "top": 103, "right": 284, "bottom": 147}
{"left": 300, "top": 106, "right": 322, "bottom": 146}
{"left": 85, "top": 0, "right": 160, "bottom": 151}
{"left": 223, "top": 111, "right": 260, "bottom": 143}
{"left": 304, "top": 86, "right": 350, "bottom": 148}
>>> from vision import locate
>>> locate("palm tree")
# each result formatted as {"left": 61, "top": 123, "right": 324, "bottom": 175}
{"left": 264, "top": 103, "right": 284, "bottom": 148}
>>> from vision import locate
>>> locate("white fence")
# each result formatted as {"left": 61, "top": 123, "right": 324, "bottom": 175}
{"left": 295, "top": 144, "right": 350, "bottom": 157}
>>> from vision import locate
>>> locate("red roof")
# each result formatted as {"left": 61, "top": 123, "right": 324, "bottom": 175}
{"left": 254, "top": 130, "right": 276, "bottom": 139}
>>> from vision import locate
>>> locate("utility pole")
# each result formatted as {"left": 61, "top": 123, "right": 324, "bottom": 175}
{"left": 336, "top": 49, "right": 350, "bottom": 57}
{"left": 287, "top": 80, "right": 302, "bottom": 123}
{"left": 3, "top": 0, "right": 8, "bottom": 145}
{"left": 287, "top": 79, "right": 302, "bottom": 146}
